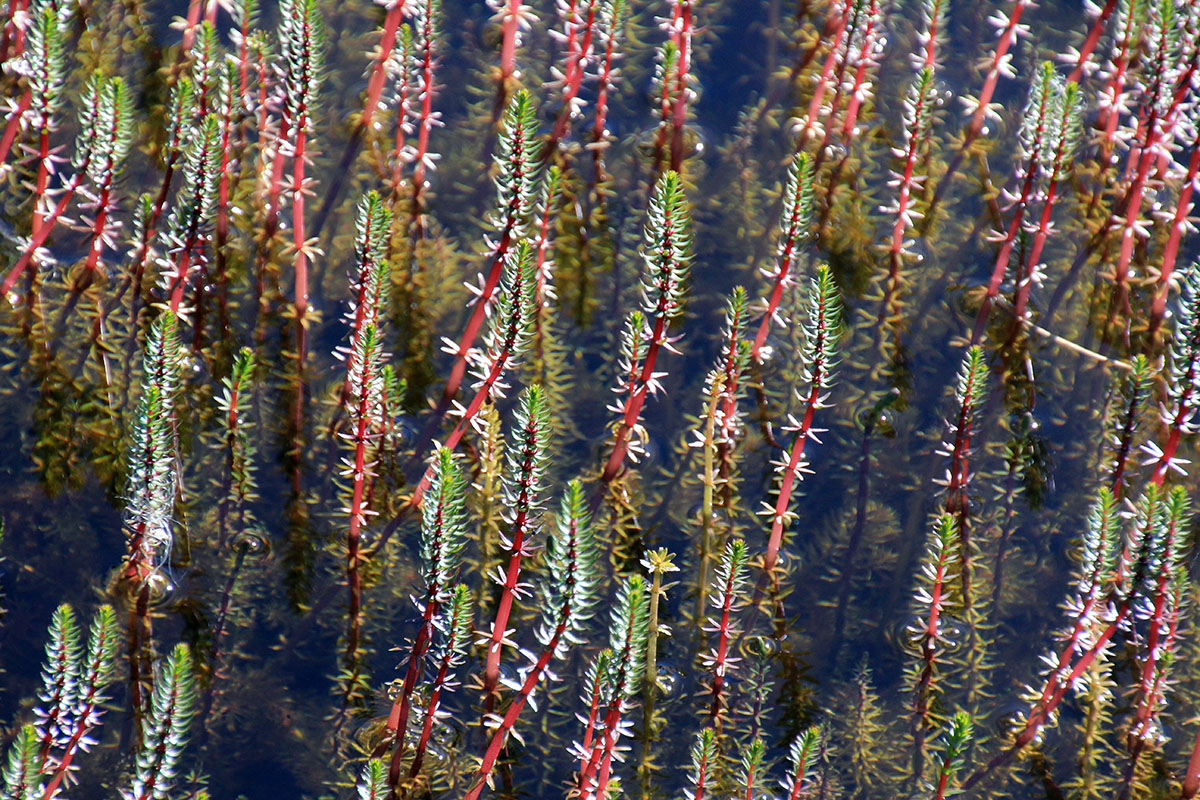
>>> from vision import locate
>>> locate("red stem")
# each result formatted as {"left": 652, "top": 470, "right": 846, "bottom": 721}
{"left": 690, "top": 740, "right": 714, "bottom": 800}
{"left": 600, "top": 315, "right": 667, "bottom": 484}
{"left": 1149, "top": 132, "right": 1200, "bottom": 341}
{"left": 481, "top": 425, "right": 539, "bottom": 708}
{"left": 408, "top": 1, "right": 437, "bottom": 237}
{"left": 762, "top": 374, "right": 826, "bottom": 579}
{"left": 342, "top": 352, "right": 377, "bottom": 696}
{"left": 1182, "top": 724, "right": 1200, "bottom": 799}
{"left": 707, "top": 575, "right": 737, "bottom": 722}
{"left": 464, "top": 626, "right": 565, "bottom": 800}
{"left": 795, "top": 0, "right": 851, "bottom": 149}
{"left": 0, "top": 91, "right": 31, "bottom": 167}
{"left": 911, "top": 536, "right": 950, "bottom": 778}
{"left": 667, "top": 0, "right": 692, "bottom": 173}
{"left": 408, "top": 344, "right": 516, "bottom": 506}
{"left": 0, "top": 176, "right": 80, "bottom": 296}
{"left": 498, "top": 0, "right": 523, "bottom": 88}
{"left": 406, "top": 644, "right": 454, "bottom": 781}
{"left": 963, "top": 1, "right": 1028, "bottom": 143}
{"left": 837, "top": 0, "right": 880, "bottom": 142}
{"left": 363, "top": 3, "right": 408, "bottom": 132}
{"left": 547, "top": 0, "right": 599, "bottom": 154}
{"left": 969, "top": 132, "right": 1044, "bottom": 347}
{"left": 751, "top": 168, "right": 806, "bottom": 364}
{"left": 381, "top": 597, "right": 438, "bottom": 786}
{"left": 1009, "top": 176, "right": 1061, "bottom": 328}
{"left": 1067, "top": 0, "right": 1118, "bottom": 83}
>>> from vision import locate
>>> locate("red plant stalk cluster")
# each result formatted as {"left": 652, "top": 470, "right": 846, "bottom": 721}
{"left": 1148, "top": 123, "right": 1200, "bottom": 342}
{"left": 547, "top": 0, "right": 602, "bottom": 156}
{"left": 1042, "top": 8, "right": 1197, "bottom": 323}
{"left": 69, "top": 77, "right": 135, "bottom": 310}
{"left": 162, "top": 116, "right": 221, "bottom": 316}
{"left": 574, "top": 576, "right": 648, "bottom": 800}
{"left": 827, "top": 0, "right": 883, "bottom": 149}
{"left": 600, "top": 170, "right": 691, "bottom": 485}
{"left": 793, "top": 0, "right": 852, "bottom": 150}
{"left": 133, "top": 78, "right": 198, "bottom": 280}
{"left": 488, "top": 0, "right": 537, "bottom": 121}
{"left": 280, "top": 0, "right": 324, "bottom": 392}
{"left": 385, "top": 25, "right": 415, "bottom": 190}
{"left": 702, "top": 539, "right": 747, "bottom": 725}
{"left": 879, "top": 0, "right": 948, "bottom": 285}
{"left": 647, "top": 0, "right": 694, "bottom": 177}
{"left": 969, "top": 63, "right": 1063, "bottom": 346}
{"left": 963, "top": 484, "right": 1189, "bottom": 790}
{"left": 336, "top": 197, "right": 391, "bottom": 705}
{"left": 1090, "top": 0, "right": 1141, "bottom": 169}
{"left": 409, "top": 90, "right": 538, "bottom": 463}
{"left": 587, "top": 0, "right": 627, "bottom": 190}
{"left": 665, "top": 0, "right": 693, "bottom": 173}
{"left": 814, "top": 0, "right": 871, "bottom": 141}
{"left": 1064, "top": 0, "right": 1118, "bottom": 83}
{"left": 335, "top": 195, "right": 392, "bottom": 406}
{"left": 1008, "top": 82, "right": 1082, "bottom": 340}
{"left": 23, "top": 32, "right": 59, "bottom": 284}
{"left": 876, "top": 62, "right": 938, "bottom": 350}
{"left": 1, "top": 3, "right": 67, "bottom": 299}
{"left": 465, "top": 481, "right": 596, "bottom": 799}
{"left": 378, "top": 449, "right": 467, "bottom": 782}
{"left": 406, "top": 584, "right": 472, "bottom": 782}
{"left": 406, "top": 0, "right": 442, "bottom": 243}
{"left": 1118, "top": 492, "right": 1188, "bottom": 795}
{"left": 1106, "top": 1, "right": 1191, "bottom": 342}
{"left": 960, "top": 0, "right": 1032, "bottom": 141}
{"left": 411, "top": 240, "right": 537, "bottom": 505}
{"left": 925, "top": 0, "right": 1031, "bottom": 219}
{"left": 909, "top": 514, "right": 958, "bottom": 779}
{"left": 761, "top": 264, "right": 840, "bottom": 582}
{"left": 935, "top": 346, "right": 986, "bottom": 598}
{"left": 571, "top": 650, "right": 612, "bottom": 794}
{"left": 361, "top": 0, "right": 408, "bottom": 136}
{"left": 117, "top": 79, "right": 199, "bottom": 334}
{"left": 751, "top": 151, "right": 814, "bottom": 365}
{"left": 1143, "top": 262, "right": 1200, "bottom": 485}
{"left": 0, "top": 17, "right": 37, "bottom": 169}
{"left": 480, "top": 385, "right": 550, "bottom": 712}
{"left": 304, "top": 0, "right": 410, "bottom": 239}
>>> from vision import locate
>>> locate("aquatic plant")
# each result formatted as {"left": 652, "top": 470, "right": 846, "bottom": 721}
{"left": 1, "top": 0, "right": 1200, "bottom": 799}
{"left": 120, "top": 644, "right": 195, "bottom": 800}
{"left": 379, "top": 447, "right": 468, "bottom": 777}
{"left": 601, "top": 169, "right": 692, "bottom": 484}
{"left": 465, "top": 479, "right": 598, "bottom": 798}
{"left": 1, "top": 604, "right": 119, "bottom": 800}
